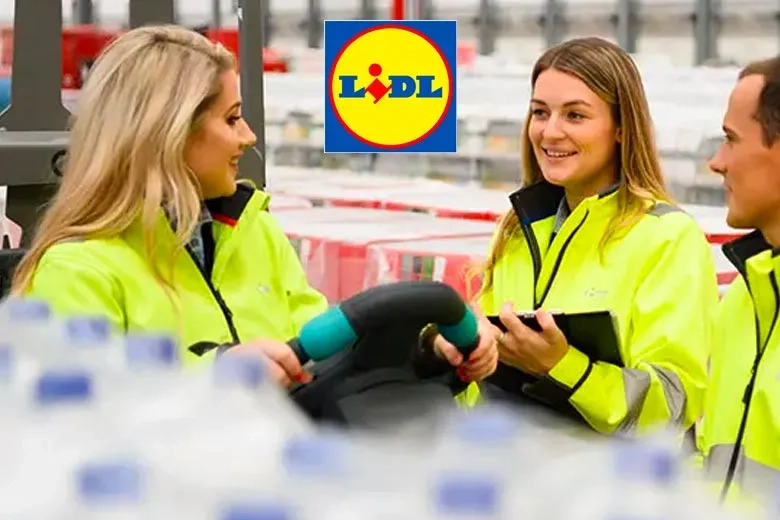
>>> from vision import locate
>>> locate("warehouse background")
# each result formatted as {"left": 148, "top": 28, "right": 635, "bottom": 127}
{"left": 1, "top": 0, "right": 778, "bottom": 66}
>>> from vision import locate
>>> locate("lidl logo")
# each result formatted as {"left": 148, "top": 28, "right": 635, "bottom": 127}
{"left": 323, "top": 20, "right": 458, "bottom": 154}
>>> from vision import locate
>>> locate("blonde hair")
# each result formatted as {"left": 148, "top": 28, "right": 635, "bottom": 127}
{"left": 478, "top": 37, "right": 671, "bottom": 296}
{"left": 12, "top": 25, "right": 236, "bottom": 294}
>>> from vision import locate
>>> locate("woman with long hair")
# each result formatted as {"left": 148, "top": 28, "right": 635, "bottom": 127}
{"left": 430, "top": 37, "right": 719, "bottom": 434}
{"left": 12, "top": 24, "right": 497, "bottom": 388}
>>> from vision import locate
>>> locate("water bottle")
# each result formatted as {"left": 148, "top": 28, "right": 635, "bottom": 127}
{"left": 0, "top": 370, "right": 104, "bottom": 518}
{"left": 111, "top": 348, "right": 307, "bottom": 432}
{"left": 0, "top": 298, "right": 59, "bottom": 369}
{"left": 66, "top": 459, "right": 204, "bottom": 519}
{"left": 278, "top": 433, "right": 353, "bottom": 517}
{"left": 607, "top": 441, "right": 680, "bottom": 519}
{"left": 96, "top": 333, "right": 191, "bottom": 430}
{"left": 0, "top": 300, "right": 122, "bottom": 385}
{"left": 434, "top": 405, "right": 535, "bottom": 480}
{"left": 209, "top": 352, "right": 312, "bottom": 432}
{"left": 46, "top": 315, "right": 125, "bottom": 372}
{"left": 548, "top": 438, "right": 678, "bottom": 520}
{"left": 124, "top": 333, "right": 179, "bottom": 371}
{"left": 125, "top": 354, "right": 308, "bottom": 498}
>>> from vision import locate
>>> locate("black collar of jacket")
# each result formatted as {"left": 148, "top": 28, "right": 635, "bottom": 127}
{"left": 508, "top": 181, "right": 619, "bottom": 225}
{"left": 204, "top": 183, "right": 256, "bottom": 227}
{"left": 723, "top": 229, "right": 780, "bottom": 275}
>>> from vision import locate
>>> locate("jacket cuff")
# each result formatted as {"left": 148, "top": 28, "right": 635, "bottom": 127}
{"left": 548, "top": 345, "right": 591, "bottom": 390}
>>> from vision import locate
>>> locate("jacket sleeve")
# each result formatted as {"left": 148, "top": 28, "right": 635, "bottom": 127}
{"left": 536, "top": 222, "right": 718, "bottom": 435}
{"left": 26, "top": 246, "right": 127, "bottom": 332}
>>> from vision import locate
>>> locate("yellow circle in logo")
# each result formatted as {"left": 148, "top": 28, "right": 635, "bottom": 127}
{"left": 328, "top": 25, "right": 453, "bottom": 149}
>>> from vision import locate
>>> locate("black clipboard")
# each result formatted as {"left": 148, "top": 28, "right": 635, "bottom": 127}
{"left": 483, "top": 310, "right": 624, "bottom": 427}
{"left": 487, "top": 310, "right": 623, "bottom": 367}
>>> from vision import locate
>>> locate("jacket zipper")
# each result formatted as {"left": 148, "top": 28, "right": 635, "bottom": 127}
{"left": 185, "top": 246, "right": 241, "bottom": 346}
{"left": 719, "top": 250, "right": 780, "bottom": 501}
{"left": 518, "top": 210, "right": 589, "bottom": 309}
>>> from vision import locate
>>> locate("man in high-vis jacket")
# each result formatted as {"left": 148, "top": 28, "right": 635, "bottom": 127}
{"left": 699, "top": 56, "right": 780, "bottom": 506}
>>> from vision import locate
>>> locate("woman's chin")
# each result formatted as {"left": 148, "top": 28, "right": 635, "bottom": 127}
{"left": 540, "top": 169, "right": 575, "bottom": 187}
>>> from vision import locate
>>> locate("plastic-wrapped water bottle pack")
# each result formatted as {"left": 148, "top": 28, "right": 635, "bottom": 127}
{"left": 0, "top": 296, "right": 752, "bottom": 519}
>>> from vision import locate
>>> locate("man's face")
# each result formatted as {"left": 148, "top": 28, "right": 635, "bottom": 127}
{"left": 709, "top": 74, "right": 780, "bottom": 233}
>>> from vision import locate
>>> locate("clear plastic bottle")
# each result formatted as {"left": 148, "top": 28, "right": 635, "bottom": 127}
{"left": 0, "top": 369, "right": 104, "bottom": 518}
{"left": 46, "top": 315, "right": 125, "bottom": 371}
{"left": 277, "top": 432, "right": 354, "bottom": 518}
{"left": 0, "top": 298, "right": 59, "bottom": 378}
{"left": 605, "top": 441, "right": 681, "bottom": 519}
{"left": 96, "top": 333, "right": 207, "bottom": 432}
{"left": 119, "top": 353, "right": 310, "bottom": 501}
{"left": 433, "top": 405, "right": 539, "bottom": 489}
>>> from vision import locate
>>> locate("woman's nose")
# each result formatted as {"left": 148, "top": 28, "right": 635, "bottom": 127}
{"left": 541, "top": 114, "right": 565, "bottom": 139}
{"left": 241, "top": 122, "right": 257, "bottom": 149}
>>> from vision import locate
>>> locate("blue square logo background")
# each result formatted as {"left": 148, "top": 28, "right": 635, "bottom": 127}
{"left": 323, "top": 20, "right": 458, "bottom": 154}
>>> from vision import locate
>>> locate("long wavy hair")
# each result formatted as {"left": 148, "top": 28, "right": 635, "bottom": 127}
{"left": 12, "top": 25, "right": 236, "bottom": 295}
{"left": 478, "top": 37, "right": 671, "bottom": 297}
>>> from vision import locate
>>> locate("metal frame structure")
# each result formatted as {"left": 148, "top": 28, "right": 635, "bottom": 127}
{"left": 0, "top": 0, "right": 268, "bottom": 246}
{"left": 612, "top": 0, "right": 639, "bottom": 53}
{"left": 692, "top": 0, "right": 720, "bottom": 64}
{"left": 390, "top": 0, "right": 719, "bottom": 62}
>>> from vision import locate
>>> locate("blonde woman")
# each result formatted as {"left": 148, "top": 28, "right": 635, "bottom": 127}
{"left": 12, "top": 25, "right": 497, "bottom": 389}
{"left": 11, "top": 25, "right": 329, "bottom": 386}
{"left": 432, "top": 37, "right": 719, "bottom": 434}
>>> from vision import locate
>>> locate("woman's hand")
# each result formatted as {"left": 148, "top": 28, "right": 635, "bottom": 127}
{"left": 225, "top": 339, "right": 313, "bottom": 388}
{"left": 432, "top": 317, "right": 501, "bottom": 382}
{"left": 497, "top": 302, "right": 569, "bottom": 376}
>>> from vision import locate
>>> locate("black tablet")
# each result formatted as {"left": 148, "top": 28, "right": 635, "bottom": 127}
{"left": 487, "top": 310, "right": 623, "bottom": 367}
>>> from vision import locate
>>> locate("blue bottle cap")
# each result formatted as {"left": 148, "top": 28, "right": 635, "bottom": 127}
{"left": 6, "top": 298, "right": 51, "bottom": 321}
{"left": 65, "top": 316, "right": 111, "bottom": 344}
{"left": 221, "top": 501, "right": 290, "bottom": 520}
{"left": 125, "top": 334, "right": 178, "bottom": 368}
{"left": 435, "top": 475, "right": 500, "bottom": 515}
{"left": 453, "top": 407, "right": 519, "bottom": 444}
{"left": 77, "top": 461, "right": 143, "bottom": 503}
{"left": 281, "top": 435, "right": 348, "bottom": 477}
{"left": 0, "top": 344, "right": 12, "bottom": 381}
{"left": 213, "top": 354, "right": 265, "bottom": 388}
{"left": 614, "top": 443, "right": 677, "bottom": 483}
{"left": 35, "top": 370, "right": 92, "bottom": 404}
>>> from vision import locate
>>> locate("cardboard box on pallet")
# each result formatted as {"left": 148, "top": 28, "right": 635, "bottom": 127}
{"left": 274, "top": 211, "right": 496, "bottom": 301}
{"left": 364, "top": 235, "right": 493, "bottom": 300}
{"left": 364, "top": 234, "right": 741, "bottom": 301}
{"left": 275, "top": 206, "right": 744, "bottom": 302}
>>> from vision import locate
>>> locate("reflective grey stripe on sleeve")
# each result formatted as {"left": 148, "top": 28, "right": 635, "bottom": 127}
{"left": 654, "top": 366, "right": 686, "bottom": 423}
{"left": 616, "top": 365, "right": 686, "bottom": 434}
{"left": 705, "top": 444, "right": 780, "bottom": 500}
